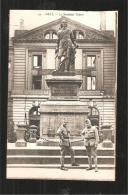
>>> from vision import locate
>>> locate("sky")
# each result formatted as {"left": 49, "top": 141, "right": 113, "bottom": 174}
{"left": 9, "top": 10, "right": 117, "bottom": 37}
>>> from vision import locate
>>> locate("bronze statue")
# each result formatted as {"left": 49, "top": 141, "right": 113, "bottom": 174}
{"left": 54, "top": 19, "right": 78, "bottom": 73}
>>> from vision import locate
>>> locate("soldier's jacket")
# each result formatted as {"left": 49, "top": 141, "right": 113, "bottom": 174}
{"left": 57, "top": 124, "right": 71, "bottom": 147}
{"left": 81, "top": 126, "right": 99, "bottom": 147}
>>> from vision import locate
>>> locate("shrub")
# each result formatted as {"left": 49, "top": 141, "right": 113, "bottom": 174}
{"left": 7, "top": 119, "right": 17, "bottom": 143}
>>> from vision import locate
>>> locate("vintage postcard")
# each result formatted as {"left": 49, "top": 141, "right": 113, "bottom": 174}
{"left": 7, "top": 10, "right": 117, "bottom": 181}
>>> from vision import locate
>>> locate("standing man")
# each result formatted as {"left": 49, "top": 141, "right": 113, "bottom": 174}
{"left": 57, "top": 120, "right": 79, "bottom": 170}
{"left": 81, "top": 119, "right": 99, "bottom": 172}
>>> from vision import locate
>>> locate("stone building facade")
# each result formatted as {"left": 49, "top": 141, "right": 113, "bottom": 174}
{"left": 8, "top": 16, "right": 116, "bottom": 137}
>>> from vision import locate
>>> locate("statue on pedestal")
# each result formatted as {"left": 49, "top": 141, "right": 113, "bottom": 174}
{"left": 53, "top": 19, "right": 78, "bottom": 74}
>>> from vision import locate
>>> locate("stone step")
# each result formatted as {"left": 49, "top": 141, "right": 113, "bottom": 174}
{"left": 7, "top": 155, "right": 115, "bottom": 164}
{"left": 7, "top": 164, "right": 115, "bottom": 169}
{"left": 36, "top": 142, "right": 85, "bottom": 146}
{"left": 7, "top": 148, "right": 114, "bottom": 156}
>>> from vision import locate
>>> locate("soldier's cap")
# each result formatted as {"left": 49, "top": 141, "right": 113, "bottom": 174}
{"left": 85, "top": 119, "right": 91, "bottom": 124}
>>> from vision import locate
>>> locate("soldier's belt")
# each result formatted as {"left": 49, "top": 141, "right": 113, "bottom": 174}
{"left": 62, "top": 137, "right": 69, "bottom": 139}
{"left": 85, "top": 137, "right": 95, "bottom": 139}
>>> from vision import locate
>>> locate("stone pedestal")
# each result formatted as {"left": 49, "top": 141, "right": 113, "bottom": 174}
{"left": 39, "top": 100, "right": 89, "bottom": 137}
{"left": 38, "top": 75, "right": 89, "bottom": 145}
{"left": 46, "top": 75, "right": 82, "bottom": 100}
{"left": 15, "top": 124, "right": 27, "bottom": 147}
{"left": 101, "top": 124, "right": 113, "bottom": 148}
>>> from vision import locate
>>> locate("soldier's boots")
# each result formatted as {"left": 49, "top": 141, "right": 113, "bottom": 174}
{"left": 86, "top": 166, "right": 93, "bottom": 170}
{"left": 60, "top": 166, "right": 68, "bottom": 171}
{"left": 86, "top": 157, "right": 92, "bottom": 170}
{"left": 72, "top": 163, "right": 79, "bottom": 166}
{"left": 95, "top": 167, "right": 98, "bottom": 172}
{"left": 86, "top": 166, "right": 98, "bottom": 172}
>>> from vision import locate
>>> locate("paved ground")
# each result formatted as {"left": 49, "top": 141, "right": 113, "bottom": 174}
{"left": 6, "top": 167, "right": 115, "bottom": 181}
{"left": 7, "top": 143, "right": 115, "bottom": 181}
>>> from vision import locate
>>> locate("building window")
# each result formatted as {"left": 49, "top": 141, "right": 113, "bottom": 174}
{"left": 73, "top": 30, "right": 84, "bottom": 39}
{"left": 33, "top": 55, "right": 42, "bottom": 68}
{"left": 87, "top": 55, "right": 96, "bottom": 67}
{"left": 44, "top": 33, "right": 50, "bottom": 39}
{"left": 52, "top": 33, "right": 57, "bottom": 39}
{"left": 78, "top": 32, "right": 84, "bottom": 39}
{"left": 32, "top": 76, "right": 42, "bottom": 89}
{"left": 87, "top": 76, "right": 96, "bottom": 90}
{"left": 44, "top": 31, "right": 57, "bottom": 39}
{"left": 88, "top": 107, "right": 99, "bottom": 128}
{"left": 29, "top": 103, "right": 40, "bottom": 116}
{"left": 82, "top": 50, "right": 103, "bottom": 91}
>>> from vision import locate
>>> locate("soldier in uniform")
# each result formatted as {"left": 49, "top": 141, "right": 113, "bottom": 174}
{"left": 57, "top": 120, "right": 79, "bottom": 170}
{"left": 81, "top": 119, "right": 99, "bottom": 172}
{"left": 55, "top": 19, "right": 78, "bottom": 72}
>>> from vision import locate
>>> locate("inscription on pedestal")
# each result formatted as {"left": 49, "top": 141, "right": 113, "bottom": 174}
{"left": 51, "top": 85, "right": 77, "bottom": 96}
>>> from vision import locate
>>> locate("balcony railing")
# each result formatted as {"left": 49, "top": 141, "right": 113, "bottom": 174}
{"left": 11, "top": 89, "right": 116, "bottom": 98}
{"left": 79, "top": 90, "right": 103, "bottom": 96}
{"left": 12, "top": 89, "right": 49, "bottom": 95}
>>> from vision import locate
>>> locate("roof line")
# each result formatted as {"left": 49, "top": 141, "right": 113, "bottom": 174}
{"left": 13, "top": 16, "right": 114, "bottom": 40}
{"left": 14, "top": 17, "right": 63, "bottom": 39}
{"left": 63, "top": 16, "right": 114, "bottom": 39}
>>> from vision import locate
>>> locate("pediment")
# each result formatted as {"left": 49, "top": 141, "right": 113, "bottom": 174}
{"left": 13, "top": 16, "right": 114, "bottom": 43}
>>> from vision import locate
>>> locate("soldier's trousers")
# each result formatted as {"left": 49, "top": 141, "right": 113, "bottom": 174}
{"left": 86, "top": 145, "right": 97, "bottom": 157}
{"left": 60, "top": 145, "right": 75, "bottom": 166}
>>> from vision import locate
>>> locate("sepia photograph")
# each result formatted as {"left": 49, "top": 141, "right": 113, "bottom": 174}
{"left": 6, "top": 10, "right": 117, "bottom": 181}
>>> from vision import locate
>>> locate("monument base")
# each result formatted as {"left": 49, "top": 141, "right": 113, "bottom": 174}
{"left": 39, "top": 74, "right": 89, "bottom": 138}
{"left": 39, "top": 100, "right": 89, "bottom": 136}
{"left": 36, "top": 137, "right": 84, "bottom": 146}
